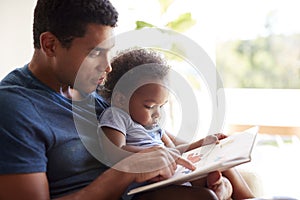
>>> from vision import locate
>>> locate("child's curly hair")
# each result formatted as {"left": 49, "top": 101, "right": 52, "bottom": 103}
{"left": 99, "top": 48, "right": 170, "bottom": 101}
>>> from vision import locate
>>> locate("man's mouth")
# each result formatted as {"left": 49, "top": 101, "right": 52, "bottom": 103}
{"left": 97, "top": 77, "right": 105, "bottom": 85}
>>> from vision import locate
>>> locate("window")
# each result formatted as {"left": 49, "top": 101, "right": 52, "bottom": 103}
{"left": 111, "top": 1, "right": 300, "bottom": 198}
{"left": 213, "top": 0, "right": 300, "bottom": 128}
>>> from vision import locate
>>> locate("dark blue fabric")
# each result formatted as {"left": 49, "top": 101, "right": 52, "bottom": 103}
{"left": 0, "top": 64, "right": 110, "bottom": 198}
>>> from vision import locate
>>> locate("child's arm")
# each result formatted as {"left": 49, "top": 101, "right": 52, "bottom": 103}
{"left": 101, "top": 126, "right": 153, "bottom": 153}
{"left": 161, "top": 133, "right": 176, "bottom": 148}
{"left": 165, "top": 132, "right": 227, "bottom": 154}
{"left": 176, "top": 135, "right": 218, "bottom": 154}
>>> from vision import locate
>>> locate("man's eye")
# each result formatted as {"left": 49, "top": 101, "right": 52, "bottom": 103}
{"left": 88, "top": 50, "right": 101, "bottom": 58}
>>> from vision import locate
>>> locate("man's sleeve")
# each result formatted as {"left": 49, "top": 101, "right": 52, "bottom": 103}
{"left": 0, "top": 89, "right": 48, "bottom": 174}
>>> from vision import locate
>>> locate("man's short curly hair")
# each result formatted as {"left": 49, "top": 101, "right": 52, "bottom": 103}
{"left": 33, "top": 0, "right": 118, "bottom": 49}
{"left": 99, "top": 48, "right": 170, "bottom": 101}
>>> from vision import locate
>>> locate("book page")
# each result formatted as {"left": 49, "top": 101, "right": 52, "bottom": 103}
{"left": 175, "top": 128, "right": 258, "bottom": 178}
{"left": 128, "top": 126, "right": 258, "bottom": 195}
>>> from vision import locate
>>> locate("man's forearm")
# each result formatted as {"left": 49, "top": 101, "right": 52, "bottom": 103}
{"left": 55, "top": 168, "right": 134, "bottom": 200}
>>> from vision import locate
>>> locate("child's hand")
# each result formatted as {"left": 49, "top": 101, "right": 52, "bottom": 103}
{"left": 202, "top": 135, "right": 219, "bottom": 146}
{"left": 201, "top": 133, "right": 227, "bottom": 146}
{"left": 213, "top": 133, "right": 228, "bottom": 141}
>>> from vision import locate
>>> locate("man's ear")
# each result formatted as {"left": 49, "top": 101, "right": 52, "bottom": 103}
{"left": 112, "top": 92, "right": 127, "bottom": 108}
{"left": 39, "top": 32, "right": 58, "bottom": 57}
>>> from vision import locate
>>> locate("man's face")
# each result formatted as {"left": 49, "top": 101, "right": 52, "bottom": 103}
{"left": 55, "top": 24, "right": 114, "bottom": 94}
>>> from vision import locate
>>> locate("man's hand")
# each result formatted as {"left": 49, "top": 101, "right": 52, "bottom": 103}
{"left": 113, "top": 146, "right": 196, "bottom": 183}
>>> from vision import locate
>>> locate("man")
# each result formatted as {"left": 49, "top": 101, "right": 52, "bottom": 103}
{"left": 0, "top": 0, "right": 254, "bottom": 199}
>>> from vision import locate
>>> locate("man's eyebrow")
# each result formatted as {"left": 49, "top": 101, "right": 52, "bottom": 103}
{"left": 91, "top": 43, "right": 115, "bottom": 52}
{"left": 90, "top": 47, "right": 108, "bottom": 52}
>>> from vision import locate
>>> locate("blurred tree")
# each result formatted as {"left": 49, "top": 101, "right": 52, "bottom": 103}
{"left": 216, "top": 34, "right": 300, "bottom": 88}
{"left": 135, "top": 0, "right": 195, "bottom": 32}
{"left": 216, "top": 9, "right": 300, "bottom": 89}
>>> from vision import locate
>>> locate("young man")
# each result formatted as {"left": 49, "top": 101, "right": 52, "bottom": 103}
{"left": 0, "top": 0, "right": 254, "bottom": 199}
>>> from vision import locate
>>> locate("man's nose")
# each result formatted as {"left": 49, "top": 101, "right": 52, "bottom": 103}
{"left": 105, "top": 63, "right": 112, "bottom": 73}
{"left": 103, "top": 52, "right": 112, "bottom": 73}
{"left": 97, "top": 54, "right": 112, "bottom": 73}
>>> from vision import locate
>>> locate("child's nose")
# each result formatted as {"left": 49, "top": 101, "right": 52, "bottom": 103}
{"left": 152, "top": 108, "right": 161, "bottom": 119}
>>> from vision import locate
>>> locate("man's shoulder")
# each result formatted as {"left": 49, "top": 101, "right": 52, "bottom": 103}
{"left": 0, "top": 65, "right": 55, "bottom": 106}
{"left": 0, "top": 86, "right": 37, "bottom": 117}
{"left": 0, "top": 85, "right": 30, "bottom": 101}
{"left": 1, "top": 65, "right": 29, "bottom": 86}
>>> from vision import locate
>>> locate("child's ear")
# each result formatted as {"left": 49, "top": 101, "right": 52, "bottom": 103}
{"left": 112, "top": 92, "right": 127, "bottom": 108}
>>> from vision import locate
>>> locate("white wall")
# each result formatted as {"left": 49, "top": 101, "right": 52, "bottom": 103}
{"left": 222, "top": 88, "right": 300, "bottom": 128}
{"left": 0, "top": 0, "right": 36, "bottom": 79}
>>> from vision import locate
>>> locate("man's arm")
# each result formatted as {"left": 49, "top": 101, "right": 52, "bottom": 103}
{"left": 0, "top": 169, "right": 134, "bottom": 200}
{"left": 0, "top": 173, "right": 50, "bottom": 200}
{"left": 0, "top": 146, "right": 197, "bottom": 200}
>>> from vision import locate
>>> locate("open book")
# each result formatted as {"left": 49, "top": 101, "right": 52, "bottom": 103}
{"left": 128, "top": 126, "right": 259, "bottom": 195}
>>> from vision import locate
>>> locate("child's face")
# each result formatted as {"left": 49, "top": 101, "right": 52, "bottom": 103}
{"left": 129, "top": 83, "right": 169, "bottom": 129}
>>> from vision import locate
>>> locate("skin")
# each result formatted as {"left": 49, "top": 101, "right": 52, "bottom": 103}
{"left": 102, "top": 83, "right": 255, "bottom": 199}
{"left": 102, "top": 83, "right": 170, "bottom": 152}
{"left": 0, "top": 24, "right": 201, "bottom": 200}
{"left": 128, "top": 83, "right": 169, "bottom": 129}
{"left": 29, "top": 24, "right": 113, "bottom": 94}
{"left": 102, "top": 83, "right": 226, "bottom": 153}
{"left": 0, "top": 23, "right": 254, "bottom": 200}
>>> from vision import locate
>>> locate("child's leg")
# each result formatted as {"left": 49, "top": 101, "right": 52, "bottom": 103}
{"left": 191, "top": 171, "right": 232, "bottom": 200}
{"left": 206, "top": 171, "right": 232, "bottom": 200}
{"left": 222, "top": 168, "right": 255, "bottom": 200}
{"left": 192, "top": 169, "right": 254, "bottom": 200}
{"left": 133, "top": 169, "right": 254, "bottom": 200}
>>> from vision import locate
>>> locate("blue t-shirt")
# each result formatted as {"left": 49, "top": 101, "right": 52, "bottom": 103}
{"left": 0, "top": 65, "right": 110, "bottom": 198}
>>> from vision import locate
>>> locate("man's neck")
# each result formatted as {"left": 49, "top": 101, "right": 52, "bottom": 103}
{"left": 60, "top": 86, "right": 86, "bottom": 101}
{"left": 29, "top": 50, "right": 61, "bottom": 93}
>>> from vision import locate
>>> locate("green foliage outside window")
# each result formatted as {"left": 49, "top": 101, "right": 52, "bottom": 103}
{"left": 135, "top": 0, "right": 195, "bottom": 33}
{"left": 133, "top": 0, "right": 300, "bottom": 89}
{"left": 216, "top": 34, "right": 300, "bottom": 88}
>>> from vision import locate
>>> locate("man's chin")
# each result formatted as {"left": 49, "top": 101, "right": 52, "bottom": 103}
{"left": 73, "top": 86, "right": 97, "bottom": 96}
{"left": 84, "top": 87, "right": 97, "bottom": 95}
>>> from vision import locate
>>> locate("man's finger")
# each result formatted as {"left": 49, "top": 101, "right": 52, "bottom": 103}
{"left": 166, "top": 148, "right": 196, "bottom": 171}
{"left": 175, "top": 156, "right": 196, "bottom": 171}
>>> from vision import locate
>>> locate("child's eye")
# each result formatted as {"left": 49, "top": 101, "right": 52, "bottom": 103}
{"left": 144, "top": 105, "right": 154, "bottom": 109}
